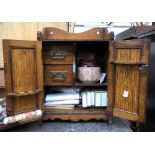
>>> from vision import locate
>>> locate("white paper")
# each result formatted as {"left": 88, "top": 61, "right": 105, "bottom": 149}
{"left": 100, "top": 73, "right": 106, "bottom": 84}
{"left": 123, "top": 90, "right": 129, "bottom": 98}
{"left": 45, "top": 99, "right": 80, "bottom": 106}
{"left": 45, "top": 93, "right": 80, "bottom": 102}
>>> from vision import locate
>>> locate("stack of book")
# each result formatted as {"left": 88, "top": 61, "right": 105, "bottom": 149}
{"left": 44, "top": 93, "right": 81, "bottom": 109}
{"left": 81, "top": 90, "right": 107, "bottom": 108}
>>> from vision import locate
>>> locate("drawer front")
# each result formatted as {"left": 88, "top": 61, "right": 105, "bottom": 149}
{"left": 44, "top": 65, "right": 73, "bottom": 85}
{"left": 43, "top": 45, "right": 73, "bottom": 64}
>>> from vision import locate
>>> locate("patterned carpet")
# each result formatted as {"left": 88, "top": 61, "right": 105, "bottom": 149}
{"left": 5, "top": 117, "right": 132, "bottom": 132}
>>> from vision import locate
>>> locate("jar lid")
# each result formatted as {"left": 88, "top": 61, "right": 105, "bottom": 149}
{"left": 78, "top": 59, "right": 99, "bottom": 67}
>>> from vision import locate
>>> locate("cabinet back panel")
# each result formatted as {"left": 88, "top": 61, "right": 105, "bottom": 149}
{"left": 11, "top": 48, "right": 36, "bottom": 92}
{"left": 114, "top": 65, "right": 139, "bottom": 113}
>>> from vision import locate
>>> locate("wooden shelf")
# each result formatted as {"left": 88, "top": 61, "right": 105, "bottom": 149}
{"left": 75, "top": 82, "right": 107, "bottom": 87}
{"left": 110, "top": 61, "right": 146, "bottom": 65}
{"left": 44, "top": 84, "right": 74, "bottom": 87}
{"left": 44, "top": 106, "right": 107, "bottom": 113}
{"left": 44, "top": 83, "right": 107, "bottom": 87}
{"left": 7, "top": 89, "right": 42, "bottom": 97}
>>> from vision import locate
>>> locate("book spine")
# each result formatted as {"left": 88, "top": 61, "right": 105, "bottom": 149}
{"left": 82, "top": 92, "right": 87, "bottom": 108}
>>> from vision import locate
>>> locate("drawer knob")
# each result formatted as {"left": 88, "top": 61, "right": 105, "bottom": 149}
{"left": 50, "top": 71, "right": 67, "bottom": 81}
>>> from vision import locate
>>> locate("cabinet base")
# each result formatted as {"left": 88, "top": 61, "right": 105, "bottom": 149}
{"left": 43, "top": 107, "right": 108, "bottom": 121}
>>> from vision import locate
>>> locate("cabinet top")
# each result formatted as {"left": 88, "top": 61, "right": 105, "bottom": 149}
{"left": 37, "top": 27, "right": 113, "bottom": 41}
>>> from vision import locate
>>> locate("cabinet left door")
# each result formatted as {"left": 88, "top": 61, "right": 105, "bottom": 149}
{"left": 3, "top": 40, "right": 43, "bottom": 119}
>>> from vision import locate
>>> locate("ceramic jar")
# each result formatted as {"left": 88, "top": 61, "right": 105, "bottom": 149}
{"left": 78, "top": 59, "right": 101, "bottom": 83}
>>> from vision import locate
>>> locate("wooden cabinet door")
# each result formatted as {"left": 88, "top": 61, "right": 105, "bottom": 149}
{"left": 108, "top": 39, "right": 149, "bottom": 122}
{"left": 3, "top": 40, "right": 43, "bottom": 119}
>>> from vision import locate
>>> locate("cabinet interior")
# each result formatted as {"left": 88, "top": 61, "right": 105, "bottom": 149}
{"left": 42, "top": 41, "right": 109, "bottom": 110}
{"left": 76, "top": 41, "right": 109, "bottom": 74}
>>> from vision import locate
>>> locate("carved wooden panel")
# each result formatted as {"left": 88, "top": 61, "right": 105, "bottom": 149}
{"left": 115, "top": 48, "right": 141, "bottom": 63}
{"left": 39, "top": 27, "right": 113, "bottom": 41}
{"left": 3, "top": 40, "right": 43, "bottom": 116}
{"left": 11, "top": 49, "right": 36, "bottom": 92}
{"left": 108, "top": 39, "right": 149, "bottom": 122}
{"left": 115, "top": 65, "right": 139, "bottom": 113}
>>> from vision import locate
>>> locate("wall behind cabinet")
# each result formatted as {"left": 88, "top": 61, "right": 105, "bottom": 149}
{"left": 0, "top": 22, "right": 68, "bottom": 67}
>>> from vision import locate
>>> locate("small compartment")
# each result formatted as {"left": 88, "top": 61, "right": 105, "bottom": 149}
{"left": 44, "top": 87, "right": 108, "bottom": 110}
{"left": 43, "top": 42, "right": 74, "bottom": 65}
{"left": 44, "top": 65, "right": 73, "bottom": 86}
{"left": 42, "top": 40, "right": 109, "bottom": 122}
{"left": 80, "top": 88, "right": 108, "bottom": 108}
{"left": 44, "top": 87, "right": 81, "bottom": 109}
{"left": 75, "top": 41, "right": 109, "bottom": 85}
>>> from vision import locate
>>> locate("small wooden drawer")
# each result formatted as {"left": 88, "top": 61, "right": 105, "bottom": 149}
{"left": 44, "top": 65, "right": 73, "bottom": 85}
{"left": 43, "top": 45, "right": 73, "bottom": 64}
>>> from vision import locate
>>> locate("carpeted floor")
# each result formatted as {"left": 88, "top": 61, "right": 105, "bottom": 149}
{"left": 5, "top": 117, "right": 132, "bottom": 132}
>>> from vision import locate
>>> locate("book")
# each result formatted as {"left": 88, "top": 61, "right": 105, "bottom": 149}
{"left": 95, "top": 91, "right": 102, "bottom": 107}
{"left": 44, "top": 104, "right": 75, "bottom": 110}
{"left": 101, "top": 91, "right": 108, "bottom": 107}
{"left": 81, "top": 92, "right": 87, "bottom": 108}
{"left": 86, "top": 91, "right": 92, "bottom": 107}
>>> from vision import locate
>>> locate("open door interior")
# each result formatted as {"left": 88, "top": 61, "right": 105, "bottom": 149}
{"left": 1, "top": 40, "right": 43, "bottom": 129}
{"left": 108, "top": 39, "right": 149, "bottom": 122}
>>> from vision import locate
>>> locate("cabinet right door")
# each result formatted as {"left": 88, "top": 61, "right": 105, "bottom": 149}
{"left": 108, "top": 39, "right": 149, "bottom": 122}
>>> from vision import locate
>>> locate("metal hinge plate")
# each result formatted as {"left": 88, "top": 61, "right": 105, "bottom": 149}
{"left": 140, "top": 65, "right": 148, "bottom": 74}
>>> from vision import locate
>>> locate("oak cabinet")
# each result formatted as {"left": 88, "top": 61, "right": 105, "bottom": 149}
{"left": 0, "top": 27, "right": 150, "bottom": 130}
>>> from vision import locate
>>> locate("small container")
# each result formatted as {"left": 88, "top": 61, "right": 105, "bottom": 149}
{"left": 78, "top": 59, "right": 101, "bottom": 83}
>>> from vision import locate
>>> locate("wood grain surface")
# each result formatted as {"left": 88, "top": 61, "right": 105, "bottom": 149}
{"left": 3, "top": 40, "right": 43, "bottom": 116}
{"left": 43, "top": 45, "right": 73, "bottom": 64}
{"left": 44, "top": 65, "right": 73, "bottom": 86}
{"left": 40, "top": 27, "right": 113, "bottom": 41}
{"left": 43, "top": 107, "right": 108, "bottom": 121}
{"left": 108, "top": 39, "right": 149, "bottom": 122}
